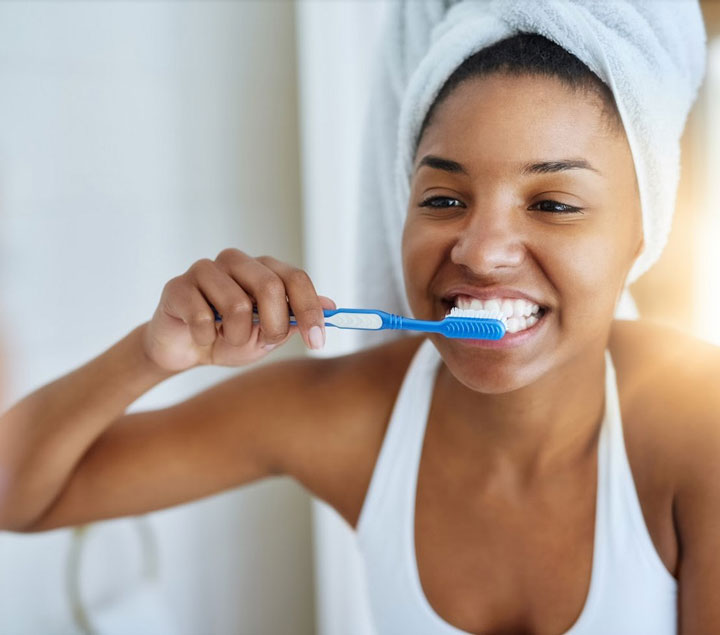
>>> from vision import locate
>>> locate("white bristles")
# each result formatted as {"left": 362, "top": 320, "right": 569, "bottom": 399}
{"left": 445, "top": 306, "right": 507, "bottom": 324}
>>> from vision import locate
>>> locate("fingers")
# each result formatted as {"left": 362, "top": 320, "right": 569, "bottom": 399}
{"left": 257, "top": 256, "right": 327, "bottom": 350}
{"left": 163, "top": 249, "right": 334, "bottom": 353}
{"left": 162, "top": 276, "right": 217, "bottom": 348}
{"left": 186, "top": 259, "right": 254, "bottom": 347}
{"left": 215, "top": 249, "right": 330, "bottom": 350}
{"left": 215, "top": 254, "right": 290, "bottom": 346}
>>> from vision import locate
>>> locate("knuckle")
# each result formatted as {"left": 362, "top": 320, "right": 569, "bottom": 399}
{"left": 189, "top": 311, "right": 214, "bottom": 326}
{"left": 164, "top": 276, "right": 187, "bottom": 296}
{"left": 295, "top": 306, "right": 323, "bottom": 322}
{"left": 263, "top": 327, "right": 288, "bottom": 343}
{"left": 262, "top": 276, "right": 286, "bottom": 298}
{"left": 225, "top": 299, "right": 253, "bottom": 316}
{"left": 216, "top": 248, "right": 245, "bottom": 264}
{"left": 287, "top": 268, "right": 311, "bottom": 287}
{"left": 189, "top": 258, "right": 214, "bottom": 275}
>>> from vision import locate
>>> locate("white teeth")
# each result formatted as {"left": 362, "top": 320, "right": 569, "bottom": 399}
{"left": 451, "top": 295, "right": 544, "bottom": 334}
{"left": 500, "top": 299, "right": 514, "bottom": 318}
{"left": 453, "top": 296, "right": 542, "bottom": 320}
{"left": 506, "top": 317, "right": 520, "bottom": 333}
{"left": 484, "top": 299, "right": 501, "bottom": 313}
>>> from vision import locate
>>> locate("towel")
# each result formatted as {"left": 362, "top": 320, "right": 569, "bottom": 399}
{"left": 354, "top": 0, "right": 706, "bottom": 330}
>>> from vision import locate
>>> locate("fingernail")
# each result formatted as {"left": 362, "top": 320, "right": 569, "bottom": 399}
{"left": 261, "top": 343, "right": 276, "bottom": 351}
{"left": 308, "top": 326, "right": 324, "bottom": 350}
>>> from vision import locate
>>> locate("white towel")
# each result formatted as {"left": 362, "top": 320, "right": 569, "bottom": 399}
{"left": 354, "top": 0, "right": 706, "bottom": 329}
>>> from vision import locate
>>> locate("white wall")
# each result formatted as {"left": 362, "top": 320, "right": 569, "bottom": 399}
{"left": 0, "top": 2, "right": 314, "bottom": 633}
{"left": 295, "top": 3, "right": 390, "bottom": 634}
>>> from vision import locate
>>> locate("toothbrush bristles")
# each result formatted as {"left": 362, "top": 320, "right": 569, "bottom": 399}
{"left": 445, "top": 307, "right": 507, "bottom": 324}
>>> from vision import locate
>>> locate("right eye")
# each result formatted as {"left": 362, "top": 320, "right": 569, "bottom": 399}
{"left": 418, "top": 196, "right": 465, "bottom": 209}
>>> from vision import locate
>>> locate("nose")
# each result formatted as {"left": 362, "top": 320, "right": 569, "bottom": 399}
{"left": 450, "top": 206, "right": 525, "bottom": 275}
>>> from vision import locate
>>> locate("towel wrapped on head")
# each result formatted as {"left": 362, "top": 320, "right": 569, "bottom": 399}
{"left": 354, "top": 0, "right": 706, "bottom": 327}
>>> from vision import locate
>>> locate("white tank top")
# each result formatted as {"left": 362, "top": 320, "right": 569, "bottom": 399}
{"left": 356, "top": 339, "right": 677, "bottom": 634}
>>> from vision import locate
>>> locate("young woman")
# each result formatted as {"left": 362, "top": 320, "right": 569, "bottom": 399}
{"left": 1, "top": 34, "right": 718, "bottom": 634}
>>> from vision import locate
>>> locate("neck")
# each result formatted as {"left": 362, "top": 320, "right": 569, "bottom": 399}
{"left": 434, "top": 348, "right": 607, "bottom": 481}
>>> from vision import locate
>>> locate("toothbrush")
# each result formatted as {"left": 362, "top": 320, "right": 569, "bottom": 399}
{"left": 210, "top": 305, "right": 507, "bottom": 340}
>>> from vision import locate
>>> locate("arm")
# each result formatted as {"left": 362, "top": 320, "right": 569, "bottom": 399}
{"left": 21, "top": 353, "right": 341, "bottom": 532}
{"left": 674, "top": 353, "right": 720, "bottom": 634}
{"left": 16, "top": 335, "right": 417, "bottom": 533}
{"left": 0, "top": 249, "right": 333, "bottom": 532}
{"left": 0, "top": 324, "right": 175, "bottom": 531}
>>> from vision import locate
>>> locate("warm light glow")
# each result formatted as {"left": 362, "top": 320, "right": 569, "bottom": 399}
{"left": 694, "top": 37, "right": 720, "bottom": 344}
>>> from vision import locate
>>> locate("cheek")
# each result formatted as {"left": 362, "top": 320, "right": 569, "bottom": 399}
{"left": 542, "top": 219, "right": 637, "bottom": 319}
{"left": 401, "top": 218, "right": 447, "bottom": 309}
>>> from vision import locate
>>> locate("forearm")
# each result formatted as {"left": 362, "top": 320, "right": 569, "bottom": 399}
{"left": 0, "top": 322, "right": 177, "bottom": 530}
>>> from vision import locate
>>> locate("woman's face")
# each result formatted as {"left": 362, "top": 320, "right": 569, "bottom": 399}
{"left": 402, "top": 73, "right": 643, "bottom": 393}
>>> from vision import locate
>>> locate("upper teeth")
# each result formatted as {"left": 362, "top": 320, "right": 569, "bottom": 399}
{"left": 454, "top": 296, "right": 541, "bottom": 319}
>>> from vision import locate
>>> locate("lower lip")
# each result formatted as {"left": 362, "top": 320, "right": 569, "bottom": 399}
{"left": 454, "top": 309, "right": 549, "bottom": 349}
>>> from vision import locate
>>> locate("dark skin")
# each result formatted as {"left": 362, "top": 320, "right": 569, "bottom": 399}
{"left": 1, "top": 73, "right": 719, "bottom": 634}
{"left": 403, "top": 74, "right": 642, "bottom": 631}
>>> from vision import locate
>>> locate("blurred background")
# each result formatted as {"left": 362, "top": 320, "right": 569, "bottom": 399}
{"left": 0, "top": 2, "right": 716, "bottom": 634}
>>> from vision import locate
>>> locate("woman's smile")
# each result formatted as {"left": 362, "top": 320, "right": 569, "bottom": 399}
{"left": 401, "top": 72, "right": 643, "bottom": 392}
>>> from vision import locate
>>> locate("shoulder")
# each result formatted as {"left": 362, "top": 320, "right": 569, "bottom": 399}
{"left": 608, "top": 319, "right": 720, "bottom": 426}
{"left": 264, "top": 335, "right": 424, "bottom": 525}
{"left": 609, "top": 320, "right": 720, "bottom": 607}
{"left": 609, "top": 319, "right": 720, "bottom": 460}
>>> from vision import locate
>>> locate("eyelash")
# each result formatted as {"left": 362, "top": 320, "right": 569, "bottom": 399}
{"left": 418, "top": 196, "right": 584, "bottom": 214}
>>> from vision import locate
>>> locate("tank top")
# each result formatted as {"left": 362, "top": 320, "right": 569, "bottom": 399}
{"left": 356, "top": 339, "right": 677, "bottom": 634}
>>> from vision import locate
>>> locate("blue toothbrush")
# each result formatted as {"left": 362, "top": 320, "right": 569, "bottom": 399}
{"left": 211, "top": 305, "right": 506, "bottom": 340}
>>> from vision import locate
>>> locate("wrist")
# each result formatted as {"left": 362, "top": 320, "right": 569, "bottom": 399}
{"left": 129, "top": 322, "right": 182, "bottom": 383}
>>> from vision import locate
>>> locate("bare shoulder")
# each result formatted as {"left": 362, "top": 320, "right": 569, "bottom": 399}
{"left": 609, "top": 318, "right": 720, "bottom": 423}
{"left": 270, "top": 335, "right": 424, "bottom": 525}
{"left": 609, "top": 319, "right": 720, "bottom": 453}
{"left": 609, "top": 319, "right": 720, "bottom": 526}
{"left": 612, "top": 320, "right": 720, "bottom": 629}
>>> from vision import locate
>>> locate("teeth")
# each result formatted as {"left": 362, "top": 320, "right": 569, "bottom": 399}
{"left": 484, "top": 299, "right": 501, "bottom": 313}
{"left": 454, "top": 296, "right": 541, "bottom": 319}
{"left": 501, "top": 299, "right": 514, "bottom": 318}
{"left": 452, "top": 295, "right": 544, "bottom": 334}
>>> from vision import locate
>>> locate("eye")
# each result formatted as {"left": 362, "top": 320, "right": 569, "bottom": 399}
{"left": 418, "top": 196, "right": 465, "bottom": 209}
{"left": 530, "top": 200, "right": 584, "bottom": 214}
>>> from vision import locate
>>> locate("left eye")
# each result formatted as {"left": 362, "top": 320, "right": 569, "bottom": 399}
{"left": 418, "top": 196, "right": 464, "bottom": 209}
{"left": 530, "top": 200, "right": 584, "bottom": 214}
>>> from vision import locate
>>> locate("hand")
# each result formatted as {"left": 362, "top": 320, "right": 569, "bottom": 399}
{"left": 142, "top": 249, "right": 336, "bottom": 371}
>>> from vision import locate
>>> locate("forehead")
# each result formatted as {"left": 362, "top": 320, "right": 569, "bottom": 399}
{"left": 414, "top": 73, "right": 628, "bottom": 177}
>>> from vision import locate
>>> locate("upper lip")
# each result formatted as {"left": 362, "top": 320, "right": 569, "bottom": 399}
{"left": 442, "top": 286, "right": 548, "bottom": 308}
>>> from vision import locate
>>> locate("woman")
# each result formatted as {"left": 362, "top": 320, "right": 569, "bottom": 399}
{"left": 1, "top": 20, "right": 717, "bottom": 635}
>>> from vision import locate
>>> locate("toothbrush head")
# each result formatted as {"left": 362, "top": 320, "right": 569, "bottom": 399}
{"left": 441, "top": 307, "right": 507, "bottom": 340}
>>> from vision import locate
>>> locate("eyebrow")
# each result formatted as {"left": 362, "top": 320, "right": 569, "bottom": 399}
{"left": 416, "top": 154, "right": 602, "bottom": 177}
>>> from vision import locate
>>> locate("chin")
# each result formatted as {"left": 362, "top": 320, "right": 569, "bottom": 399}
{"left": 430, "top": 335, "right": 546, "bottom": 394}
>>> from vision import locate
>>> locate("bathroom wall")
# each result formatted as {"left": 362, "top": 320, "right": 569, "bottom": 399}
{"left": 0, "top": 2, "right": 315, "bottom": 633}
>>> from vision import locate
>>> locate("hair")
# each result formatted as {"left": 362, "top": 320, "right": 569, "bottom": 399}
{"left": 415, "top": 33, "right": 622, "bottom": 152}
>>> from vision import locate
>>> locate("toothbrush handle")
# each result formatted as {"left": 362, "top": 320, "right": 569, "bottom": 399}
{"left": 320, "top": 310, "right": 445, "bottom": 334}
{"left": 212, "top": 305, "right": 441, "bottom": 334}
{"left": 210, "top": 304, "right": 390, "bottom": 329}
